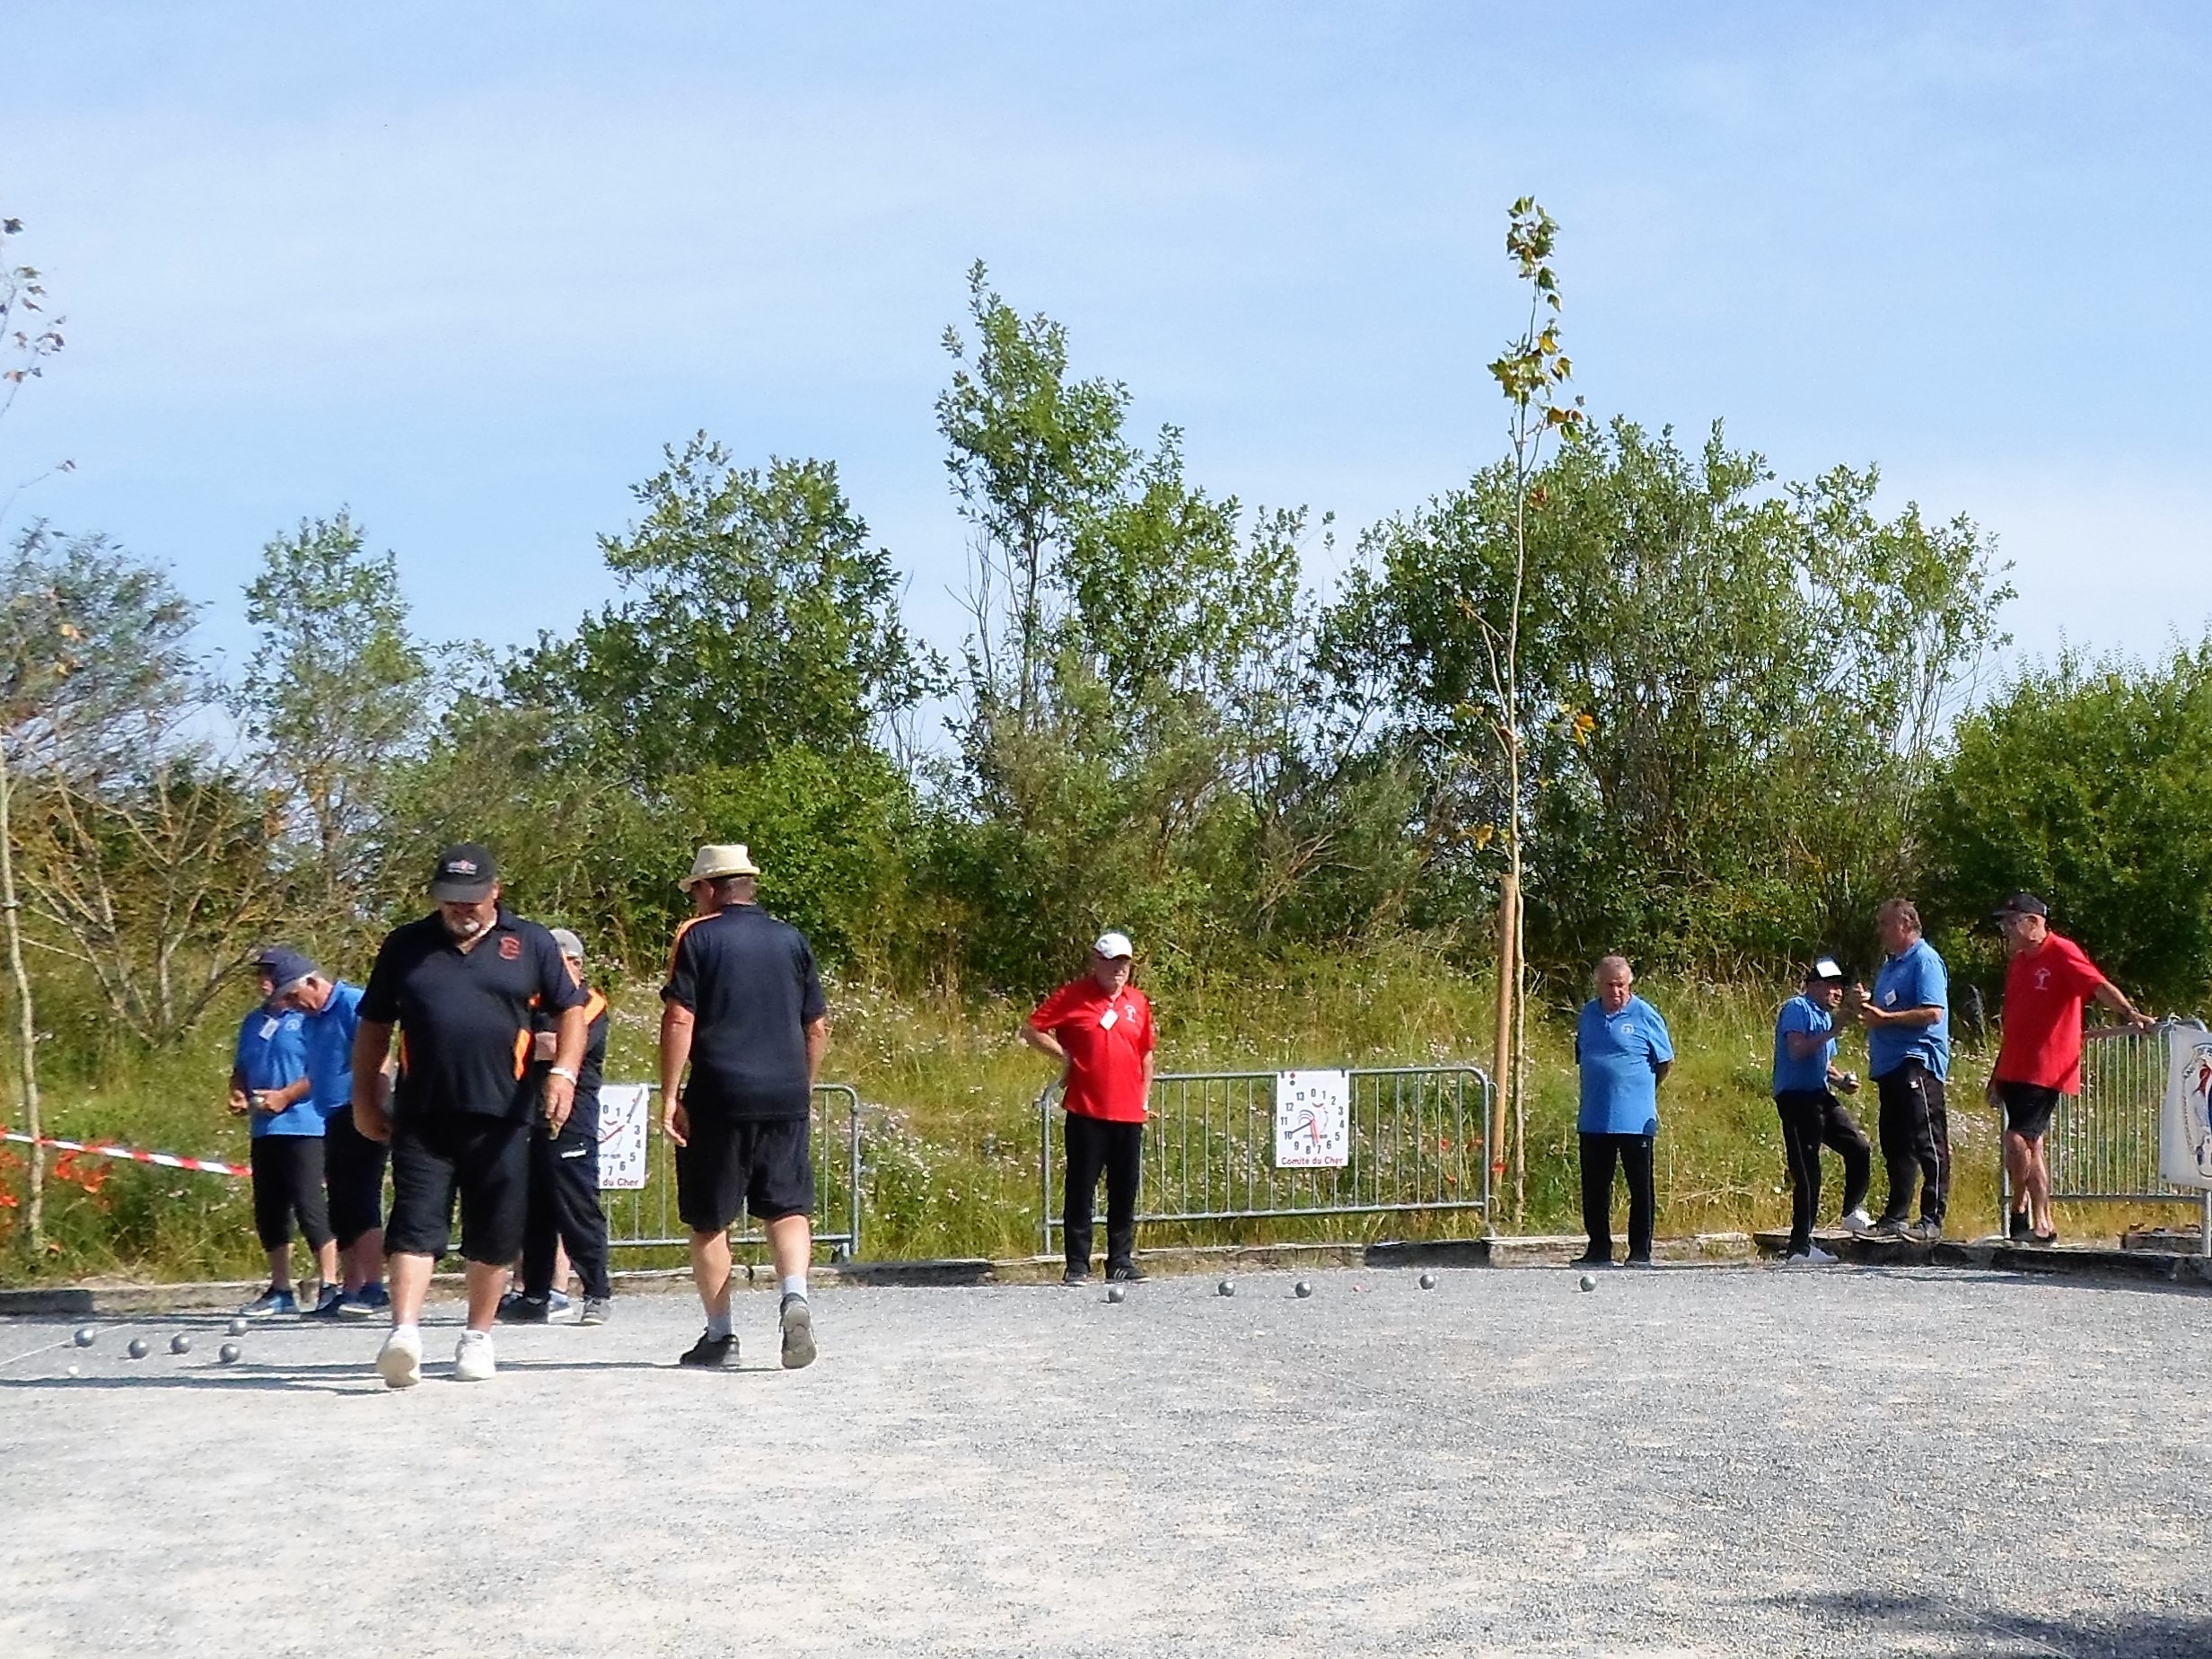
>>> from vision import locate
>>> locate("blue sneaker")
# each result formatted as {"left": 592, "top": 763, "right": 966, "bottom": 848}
{"left": 305, "top": 1284, "right": 347, "bottom": 1319}
{"left": 240, "top": 1286, "right": 297, "bottom": 1319}
{"left": 337, "top": 1283, "right": 389, "bottom": 1319}
{"left": 547, "top": 1289, "right": 572, "bottom": 1315}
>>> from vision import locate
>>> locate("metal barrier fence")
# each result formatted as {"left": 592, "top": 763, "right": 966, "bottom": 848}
{"left": 1037, "top": 1065, "right": 1492, "bottom": 1254}
{"left": 2004, "top": 1022, "right": 2212, "bottom": 1252}
{"left": 602, "top": 1083, "right": 863, "bottom": 1260}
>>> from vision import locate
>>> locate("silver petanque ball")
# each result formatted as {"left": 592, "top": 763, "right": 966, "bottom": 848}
{"left": 218, "top": 1342, "right": 242, "bottom": 1365}
{"left": 1294, "top": 1280, "right": 1312, "bottom": 1299}
{"left": 1578, "top": 1274, "right": 1597, "bottom": 1293}
{"left": 1217, "top": 1278, "right": 1236, "bottom": 1297}
{"left": 1106, "top": 1284, "right": 1126, "bottom": 1304}
{"left": 126, "top": 1337, "right": 150, "bottom": 1359}
{"left": 227, "top": 1318, "right": 249, "bottom": 1337}
{"left": 1418, "top": 1272, "right": 1438, "bottom": 1291}
{"left": 72, "top": 1325, "right": 97, "bottom": 1347}
{"left": 170, "top": 1332, "right": 193, "bottom": 1356}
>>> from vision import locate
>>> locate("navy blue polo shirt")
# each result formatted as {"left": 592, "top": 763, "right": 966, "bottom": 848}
{"left": 360, "top": 908, "right": 585, "bottom": 1123}
{"left": 662, "top": 904, "right": 827, "bottom": 1121}
{"left": 531, "top": 988, "right": 608, "bottom": 1137}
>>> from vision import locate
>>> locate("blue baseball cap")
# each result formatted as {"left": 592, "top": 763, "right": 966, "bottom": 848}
{"left": 254, "top": 946, "right": 318, "bottom": 993}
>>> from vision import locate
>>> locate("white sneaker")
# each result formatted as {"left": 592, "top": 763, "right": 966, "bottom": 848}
{"left": 376, "top": 1326, "right": 424, "bottom": 1390}
{"left": 1839, "top": 1207, "right": 1876, "bottom": 1235}
{"left": 1800, "top": 1243, "right": 1839, "bottom": 1265}
{"left": 453, "top": 1330, "right": 496, "bottom": 1382}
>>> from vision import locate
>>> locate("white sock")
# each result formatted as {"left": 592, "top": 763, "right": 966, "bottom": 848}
{"left": 780, "top": 1276, "right": 807, "bottom": 1302}
{"left": 705, "top": 1306, "right": 733, "bottom": 1340}
{"left": 391, "top": 1321, "right": 419, "bottom": 1341}
{"left": 459, "top": 1328, "right": 489, "bottom": 1345}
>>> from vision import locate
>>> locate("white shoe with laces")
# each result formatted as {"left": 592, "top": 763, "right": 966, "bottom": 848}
{"left": 453, "top": 1330, "right": 496, "bottom": 1382}
{"left": 376, "top": 1326, "right": 424, "bottom": 1390}
{"left": 1839, "top": 1207, "right": 1876, "bottom": 1235}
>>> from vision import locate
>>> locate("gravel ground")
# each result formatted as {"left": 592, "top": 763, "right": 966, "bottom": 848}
{"left": 3, "top": 1263, "right": 2210, "bottom": 1658}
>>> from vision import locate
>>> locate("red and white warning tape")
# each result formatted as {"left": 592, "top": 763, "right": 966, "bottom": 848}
{"left": 1, "top": 1129, "right": 248, "bottom": 1179}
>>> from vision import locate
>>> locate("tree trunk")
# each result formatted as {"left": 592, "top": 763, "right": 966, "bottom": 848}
{"left": 1489, "top": 866, "right": 1517, "bottom": 1227}
{"left": 0, "top": 744, "right": 43, "bottom": 1248}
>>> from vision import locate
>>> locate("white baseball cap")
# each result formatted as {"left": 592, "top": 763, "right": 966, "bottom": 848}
{"left": 1093, "top": 931, "right": 1135, "bottom": 961}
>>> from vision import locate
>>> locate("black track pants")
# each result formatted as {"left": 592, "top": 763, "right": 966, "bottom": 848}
{"left": 521, "top": 1123, "right": 612, "bottom": 1301}
{"left": 1062, "top": 1112, "right": 1143, "bottom": 1273}
{"left": 1579, "top": 1131, "right": 1655, "bottom": 1261}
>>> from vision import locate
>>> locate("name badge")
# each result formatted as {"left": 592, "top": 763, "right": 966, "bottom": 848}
{"left": 1099, "top": 1006, "right": 1119, "bottom": 1031}
{"left": 259, "top": 1016, "right": 280, "bottom": 1040}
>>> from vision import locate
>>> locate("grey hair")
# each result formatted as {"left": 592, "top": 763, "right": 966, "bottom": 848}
{"left": 1593, "top": 954, "right": 1632, "bottom": 984}
{"left": 1878, "top": 897, "right": 1922, "bottom": 933}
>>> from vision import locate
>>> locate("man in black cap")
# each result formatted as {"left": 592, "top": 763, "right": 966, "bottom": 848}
{"left": 350, "top": 843, "right": 587, "bottom": 1387}
{"left": 1987, "top": 892, "right": 2153, "bottom": 1243}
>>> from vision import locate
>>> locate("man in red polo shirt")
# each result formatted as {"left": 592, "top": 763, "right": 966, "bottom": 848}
{"left": 1023, "top": 931, "right": 1155, "bottom": 1285}
{"left": 1988, "top": 892, "right": 2153, "bottom": 1245}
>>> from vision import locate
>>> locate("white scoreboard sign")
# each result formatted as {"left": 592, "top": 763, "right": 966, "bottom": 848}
{"left": 1275, "top": 1069, "right": 1351, "bottom": 1168}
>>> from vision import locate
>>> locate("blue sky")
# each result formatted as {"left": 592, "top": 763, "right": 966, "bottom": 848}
{"left": 4, "top": 2, "right": 2207, "bottom": 689}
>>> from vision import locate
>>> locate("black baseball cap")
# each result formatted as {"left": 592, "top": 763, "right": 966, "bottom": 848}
{"left": 1992, "top": 891, "right": 2049, "bottom": 921}
{"left": 429, "top": 842, "right": 497, "bottom": 902}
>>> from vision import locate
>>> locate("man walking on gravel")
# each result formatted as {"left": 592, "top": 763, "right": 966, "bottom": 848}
{"left": 229, "top": 963, "right": 333, "bottom": 1318}
{"left": 351, "top": 844, "right": 587, "bottom": 1387}
{"left": 1572, "top": 956, "right": 1672, "bottom": 1268}
{"left": 1856, "top": 898, "right": 1952, "bottom": 1242}
{"left": 1023, "top": 932, "right": 1156, "bottom": 1285}
{"left": 1988, "top": 892, "right": 2154, "bottom": 1245}
{"left": 1770, "top": 957, "right": 1874, "bottom": 1263}
{"left": 660, "top": 846, "right": 828, "bottom": 1370}
{"left": 261, "top": 948, "right": 388, "bottom": 1318}
{"left": 504, "top": 927, "right": 614, "bottom": 1324}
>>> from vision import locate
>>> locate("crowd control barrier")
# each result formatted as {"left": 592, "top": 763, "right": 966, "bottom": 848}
{"left": 600, "top": 1082, "right": 863, "bottom": 1260}
{"left": 2002, "top": 1021, "right": 2212, "bottom": 1253}
{"left": 1037, "top": 1065, "right": 1492, "bottom": 1255}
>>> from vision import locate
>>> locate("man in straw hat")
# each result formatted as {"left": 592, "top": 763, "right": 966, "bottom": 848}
{"left": 660, "top": 845, "right": 829, "bottom": 1369}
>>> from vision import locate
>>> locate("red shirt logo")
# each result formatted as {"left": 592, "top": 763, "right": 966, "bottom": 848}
{"left": 498, "top": 935, "right": 522, "bottom": 960}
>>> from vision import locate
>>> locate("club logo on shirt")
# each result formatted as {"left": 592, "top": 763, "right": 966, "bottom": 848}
{"left": 2032, "top": 967, "right": 2051, "bottom": 990}
{"left": 499, "top": 935, "right": 522, "bottom": 960}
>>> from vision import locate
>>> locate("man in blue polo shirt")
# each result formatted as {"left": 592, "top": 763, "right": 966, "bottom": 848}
{"left": 262, "top": 946, "right": 389, "bottom": 1319}
{"left": 351, "top": 843, "right": 587, "bottom": 1388}
{"left": 229, "top": 968, "right": 334, "bottom": 1317}
{"left": 1856, "top": 896, "right": 1952, "bottom": 1242}
{"left": 1770, "top": 957, "right": 1874, "bottom": 1263}
{"left": 1573, "top": 955, "right": 1673, "bottom": 1268}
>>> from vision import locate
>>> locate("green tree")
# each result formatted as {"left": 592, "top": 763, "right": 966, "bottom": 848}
{"left": 1924, "top": 642, "right": 2212, "bottom": 1010}
{"left": 1350, "top": 417, "right": 2011, "bottom": 975}
{"left": 514, "top": 436, "right": 934, "bottom": 786}
{"left": 1, "top": 521, "right": 198, "bottom": 1242}
{"left": 240, "top": 512, "right": 434, "bottom": 940}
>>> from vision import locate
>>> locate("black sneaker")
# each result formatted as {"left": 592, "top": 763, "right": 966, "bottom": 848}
{"left": 1874, "top": 1216, "right": 1912, "bottom": 1239}
{"left": 304, "top": 1284, "right": 347, "bottom": 1320}
{"left": 2008, "top": 1211, "right": 2032, "bottom": 1242}
{"left": 1622, "top": 1255, "right": 1655, "bottom": 1269}
{"left": 1568, "top": 1251, "right": 1611, "bottom": 1268}
{"left": 2031, "top": 1229, "right": 2059, "bottom": 1247}
{"left": 779, "top": 1295, "right": 816, "bottom": 1370}
{"left": 1062, "top": 1265, "right": 1091, "bottom": 1286}
{"left": 679, "top": 1330, "right": 735, "bottom": 1367}
{"left": 496, "top": 1294, "right": 550, "bottom": 1325}
{"left": 1910, "top": 1219, "right": 1944, "bottom": 1243}
{"left": 1105, "top": 1262, "right": 1146, "bottom": 1283}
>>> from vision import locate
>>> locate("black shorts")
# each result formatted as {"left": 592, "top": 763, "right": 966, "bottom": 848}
{"left": 675, "top": 1115, "right": 814, "bottom": 1234}
{"left": 385, "top": 1113, "right": 530, "bottom": 1266}
{"left": 250, "top": 1135, "right": 333, "bottom": 1254}
{"left": 323, "top": 1109, "right": 390, "bottom": 1249}
{"left": 1997, "top": 1080, "right": 2062, "bottom": 1142}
